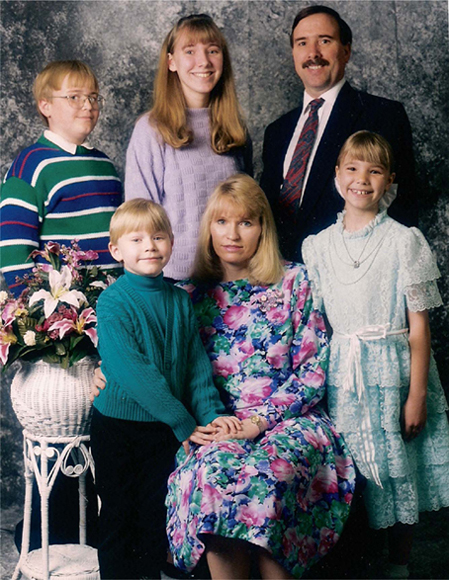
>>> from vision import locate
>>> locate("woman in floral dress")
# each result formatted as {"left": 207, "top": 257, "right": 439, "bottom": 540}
{"left": 165, "top": 174, "right": 355, "bottom": 579}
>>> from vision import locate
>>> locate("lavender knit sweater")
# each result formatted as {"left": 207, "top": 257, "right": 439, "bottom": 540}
{"left": 125, "top": 108, "right": 250, "bottom": 280}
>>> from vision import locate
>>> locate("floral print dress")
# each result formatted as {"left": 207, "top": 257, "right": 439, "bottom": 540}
{"left": 165, "top": 263, "right": 355, "bottom": 577}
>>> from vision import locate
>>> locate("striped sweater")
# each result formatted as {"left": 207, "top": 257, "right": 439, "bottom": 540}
{"left": 0, "top": 134, "right": 123, "bottom": 295}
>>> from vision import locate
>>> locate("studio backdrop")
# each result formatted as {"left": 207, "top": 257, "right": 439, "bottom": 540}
{"left": 1, "top": 0, "right": 448, "bottom": 507}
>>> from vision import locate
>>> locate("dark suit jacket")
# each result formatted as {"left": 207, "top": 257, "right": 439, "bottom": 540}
{"left": 260, "top": 81, "right": 418, "bottom": 261}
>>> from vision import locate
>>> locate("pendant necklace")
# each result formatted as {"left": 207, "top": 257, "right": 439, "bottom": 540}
{"left": 329, "top": 222, "right": 393, "bottom": 286}
{"left": 341, "top": 225, "right": 375, "bottom": 268}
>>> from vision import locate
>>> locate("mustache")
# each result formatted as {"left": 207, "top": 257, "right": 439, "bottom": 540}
{"left": 302, "top": 58, "right": 329, "bottom": 68}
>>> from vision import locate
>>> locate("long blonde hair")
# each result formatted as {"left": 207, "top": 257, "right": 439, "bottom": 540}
{"left": 193, "top": 174, "right": 284, "bottom": 285}
{"left": 149, "top": 14, "right": 247, "bottom": 153}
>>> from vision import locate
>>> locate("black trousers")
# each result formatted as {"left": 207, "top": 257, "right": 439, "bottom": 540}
{"left": 90, "top": 408, "right": 179, "bottom": 580}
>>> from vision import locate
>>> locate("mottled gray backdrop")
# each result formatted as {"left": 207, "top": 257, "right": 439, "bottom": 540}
{"left": 1, "top": 0, "right": 448, "bottom": 507}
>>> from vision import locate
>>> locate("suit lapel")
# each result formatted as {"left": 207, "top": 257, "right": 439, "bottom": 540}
{"left": 299, "top": 82, "right": 364, "bottom": 223}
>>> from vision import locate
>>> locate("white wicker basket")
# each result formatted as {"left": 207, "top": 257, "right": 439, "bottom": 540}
{"left": 10, "top": 358, "right": 97, "bottom": 437}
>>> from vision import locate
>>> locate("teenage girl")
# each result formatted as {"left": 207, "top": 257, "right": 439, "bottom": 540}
{"left": 125, "top": 13, "right": 252, "bottom": 282}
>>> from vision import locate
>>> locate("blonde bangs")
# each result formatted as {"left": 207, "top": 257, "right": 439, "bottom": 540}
{"left": 210, "top": 196, "right": 260, "bottom": 223}
{"left": 337, "top": 131, "right": 394, "bottom": 172}
{"left": 169, "top": 15, "right": 226, "bottom": 52}
{"left": 110, "top": 199, "right": 173, "bottom": 245}
{"left": 172, "top": 25, "right": 224, "bottom": 52}
{"left": 64, "top": 70, "right": 98, "bottom": 93}
{"left": 34, "top": 61, "right": 99, "bottom": 101}
{"left": 192, "top": 174, "right": 284, "bottom": 286}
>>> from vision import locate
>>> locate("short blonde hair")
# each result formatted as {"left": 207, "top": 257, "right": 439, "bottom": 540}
{"left": 109, "top": 199, "right": 173, "bottom": 245}
{"left": 337, "top": 130, "right": 394, "bottom": 172}
{"left": 33, "top": 60, "right": 99, "bottom": 125}
{"left": 193, "top": 174, "right": 284, "bottom": 286}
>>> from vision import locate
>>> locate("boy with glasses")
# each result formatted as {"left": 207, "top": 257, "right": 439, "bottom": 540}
{"left": 1, "top": 60, "right": 122, "bottom": 295}
{"left": 2, "top": 60, "right": 121, "bottom": 554}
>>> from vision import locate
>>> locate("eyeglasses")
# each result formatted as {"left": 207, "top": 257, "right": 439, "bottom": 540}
{"left": 50, "top": 94, "right": 105, "bottom": 110}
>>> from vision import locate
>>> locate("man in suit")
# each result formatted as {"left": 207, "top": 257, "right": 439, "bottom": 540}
{"left": 261, "top": 5, "right": 418, "bottom": 261}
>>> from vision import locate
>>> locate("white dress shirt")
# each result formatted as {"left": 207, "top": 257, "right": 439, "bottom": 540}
{"left": 283, "top": 78, "right": 346, "bottom": 204}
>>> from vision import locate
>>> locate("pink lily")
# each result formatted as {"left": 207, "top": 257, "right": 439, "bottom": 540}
{"left": 48, "top": 307, "right": 98, "bottom": 346}
{"left": 29, "top": 265, "right": 87, "bottom": 318}
{"left": 2, "top": 301, "right": 19, "bottom": 326}
{"left": 0, "top": 319, "right": 17, "bottom": 366}
{"left": 29, "top": 241, "right": 60, "bottom": 261}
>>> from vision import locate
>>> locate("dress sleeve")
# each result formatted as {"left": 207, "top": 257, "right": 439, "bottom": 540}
{"left": 301, "top": 235, "right": 323, "bottom": 311}
{"left": 124, "top": 115, "right": 165, "bottom": 203}
{"left": 399, "top": 227, "right": 442, "bottom": 312}
{"left": 259, "top": 269, "right": 329, "bottom": 427}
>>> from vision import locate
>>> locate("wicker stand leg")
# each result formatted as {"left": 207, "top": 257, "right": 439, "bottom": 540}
{"left": 12, "top": 434, "right": 34, "bottom": 580}
{"left": 13, "top": 431, "right": 100, "bottom": 580}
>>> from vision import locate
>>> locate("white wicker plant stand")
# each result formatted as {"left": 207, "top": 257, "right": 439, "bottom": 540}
{"left": 13, "top": 431, "right": 100, "bottom": 580}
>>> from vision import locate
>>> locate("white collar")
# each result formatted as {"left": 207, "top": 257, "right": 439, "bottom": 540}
{"left": 302, "top": 77, "right": 346, "bottom": 113}
{"left": 44, "top": 130, "right": 94, "bottom": 154}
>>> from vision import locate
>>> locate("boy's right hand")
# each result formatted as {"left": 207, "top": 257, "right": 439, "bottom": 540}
{"left": 186, "top": 425, "right": 217, "bottom": 447}
{"left": 89, "top": 362, "right": 106, "bottom": 402}
{"left": 182, "top": 424, "right": 219, "bottom": 452}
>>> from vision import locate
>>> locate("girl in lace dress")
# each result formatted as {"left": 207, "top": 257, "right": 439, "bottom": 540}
{"left": 302, "top": 131, "right": 449, "bottom": 579}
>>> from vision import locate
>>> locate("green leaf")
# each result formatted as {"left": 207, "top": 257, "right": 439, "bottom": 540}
{"left": 2, "top": 345, "right": 35, "bottom": 369}
{"left": 55, "top": 342, "right": 67, "bottom": 356}
{"left": 35, "top": 333, "right": 49, "bottom": 346}
{"left": 42, "top": 352, "right": 61, "bottom": 364}
{"left": 16, "top": 317, "right": 38, "bottom": 335}
{"left": 69, "top": 349, "right": 89, "bottom": 366}
{"left": 48, "top": 252, "right": 61, "bottom": 271}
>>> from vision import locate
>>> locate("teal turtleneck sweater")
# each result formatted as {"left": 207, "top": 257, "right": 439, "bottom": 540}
{"left": 94, "top": 270, "right": 226, "bottom": 442}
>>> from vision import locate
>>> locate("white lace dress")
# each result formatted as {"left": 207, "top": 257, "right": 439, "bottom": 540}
{"left": 303, "top": 210, "right": 449, "bottom": 529}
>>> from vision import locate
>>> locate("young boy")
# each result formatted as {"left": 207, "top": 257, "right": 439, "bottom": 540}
{"left": 0, "top": 60, "right": 122, "bottom": 295}
{"left": 90, "top": 199, "right": 239, "bottom": 580}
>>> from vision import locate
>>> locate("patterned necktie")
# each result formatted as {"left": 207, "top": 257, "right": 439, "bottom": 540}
{"left": 279, "top": 98, "right": 324, "bottom": 214}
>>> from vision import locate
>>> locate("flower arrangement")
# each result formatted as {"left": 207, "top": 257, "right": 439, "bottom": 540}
{"left": 0, "top": 241, "right": 115, "bottom": 371}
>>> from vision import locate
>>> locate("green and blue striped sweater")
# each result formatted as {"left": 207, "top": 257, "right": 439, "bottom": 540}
{"left": 0, "top": 134, "right": 122, "bottom": 294}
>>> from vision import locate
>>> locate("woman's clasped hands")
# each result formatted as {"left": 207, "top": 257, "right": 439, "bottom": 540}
{"left": 90, "top": 364, "right": 264, "bottom": 450}
{"left": 186, "top": 414, "right": 268, "bottom": 449}
{"left": 186, "top": 416, "right": 241, "bottom": 451}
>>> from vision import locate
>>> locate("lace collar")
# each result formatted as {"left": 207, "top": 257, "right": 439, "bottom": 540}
{"left": 336, "top": 210, "right": 388, "bottom": 239}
